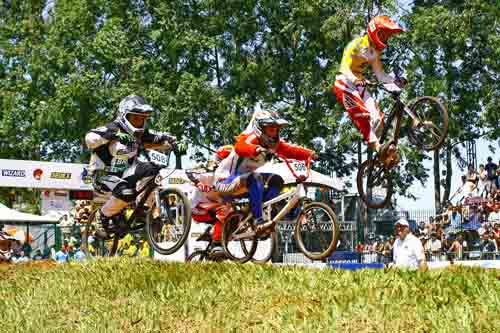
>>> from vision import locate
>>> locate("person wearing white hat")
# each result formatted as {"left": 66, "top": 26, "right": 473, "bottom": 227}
{"left": 392, "top": 218, "right": 428, "bottom": 271}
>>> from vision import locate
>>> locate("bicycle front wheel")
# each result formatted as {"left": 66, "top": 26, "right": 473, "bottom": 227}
{"left": 221, "top": 212, "right": 257, "bottom": 263}
{"left": 249, "top": 232, "right": 277, "bottom": 264}
{"left": 146, "top": 188, "right": 191, "bottom": 256}
{"left": 357, "top": 159, "right": 393, "bottom": 209}
{"left": 294, "top": 201, "right": 339, "bottom": 261}
{"left": 408, "top": 96, "right": 448, "bottom": 151}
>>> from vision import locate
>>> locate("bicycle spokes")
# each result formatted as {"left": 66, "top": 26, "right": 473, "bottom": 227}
{"left": 408, "top": 97, "right": 448, "bottom": 151}
{"left": 357, "top": 159, "right": 392, "bottom": 208}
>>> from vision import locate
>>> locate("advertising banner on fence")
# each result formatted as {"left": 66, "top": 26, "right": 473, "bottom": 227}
{"left": 0, "top": 159, "right": 92, "bottom": 191}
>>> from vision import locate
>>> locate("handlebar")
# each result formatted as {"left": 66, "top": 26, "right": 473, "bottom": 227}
{"left": 274, "top": 154, "right": 312, "bottom": 183}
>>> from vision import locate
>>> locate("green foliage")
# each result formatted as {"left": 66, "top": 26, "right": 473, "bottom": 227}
{"left": 0, "top": 259, "right": 499, "bottom": 332}
{"left": 1, "top": 0, "right": 497, "bottom": 208}
{"left": 397, "top": 0, "right": 500, "bottom": 208}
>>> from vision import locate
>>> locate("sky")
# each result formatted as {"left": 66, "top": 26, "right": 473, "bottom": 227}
{"left": 394, "top": 138, "right": 498, "bottom": 211}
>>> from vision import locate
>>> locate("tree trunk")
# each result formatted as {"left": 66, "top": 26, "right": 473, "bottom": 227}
{"left": 433, "top": 149, "right": 441, "bottom": 213}
{"left": 441, "top": 144, "right": 452, "bottom": 207}
{"left": 175, "top": 152, "right": 182, "bottom": 169}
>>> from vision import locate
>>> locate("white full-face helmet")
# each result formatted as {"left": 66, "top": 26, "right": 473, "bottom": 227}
{"left": 252, "top": 110, "right": 289, "bottom": 148}
{"left": 117, "top": 95, "right": 154, "bottom": 136}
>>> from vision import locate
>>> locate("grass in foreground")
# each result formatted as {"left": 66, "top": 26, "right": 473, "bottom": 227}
{"left": 0, "top": 259, "right": 499, "bottom": 333}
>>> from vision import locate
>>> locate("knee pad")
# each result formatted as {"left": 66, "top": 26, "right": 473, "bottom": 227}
{"left": 112, "top": 182, "right": 136, "bottom": 202}
{"left": 267, "top": 175, "right": 284, "bottom": 189}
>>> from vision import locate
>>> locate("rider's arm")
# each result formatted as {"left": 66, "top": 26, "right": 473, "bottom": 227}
{"left": 85, "top": 124, "right": 118, "bottom": 149}
{"left": 142, "top": 129, "right": 176, "bottom": 151}
{"left": 234, "top": 133, "right": 260, "bottom": 157}
{"left": 276, "top": 141, "right": 314, "bottom": 161}
{"left": 372, "top": 56, "right": 395, "bottom": 84}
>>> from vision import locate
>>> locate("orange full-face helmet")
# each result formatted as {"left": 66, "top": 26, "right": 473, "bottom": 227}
{"left": 367, "top": 16, "right": 405, "bottom": 50}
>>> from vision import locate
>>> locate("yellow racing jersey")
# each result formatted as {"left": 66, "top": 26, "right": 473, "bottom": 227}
{"left": 338, "top": 35, "right": 380, "bottom": 80}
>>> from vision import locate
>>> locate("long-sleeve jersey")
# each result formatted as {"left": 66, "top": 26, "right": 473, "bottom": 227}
{"left": 338, "top": 35, "right": 393, "bottom": 83}
{"left": 85, "top": 121, "right": 169, "bottom": 174}
{"left": 214, "top": 131, "right": 313, "bottom": 181}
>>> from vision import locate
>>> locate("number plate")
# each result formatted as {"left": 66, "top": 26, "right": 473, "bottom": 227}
{"left": 293, "top": 162, "right": 306, "bottom": 172}
{"left": 147, "top": 150, "right": 170, "bottom": 167}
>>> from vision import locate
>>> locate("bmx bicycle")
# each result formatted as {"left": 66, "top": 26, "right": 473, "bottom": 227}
{"left": 82, "top": 147, "right": 191, "bottom": 257}
{"left": 221, "top": 154, "right": 339, "bottom": 263}
{"left": 357, "top": 81, "right": 448, "bottom": 208}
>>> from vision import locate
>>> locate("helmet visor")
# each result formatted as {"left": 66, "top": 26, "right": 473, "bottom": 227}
{"left": 263, "top": 125, "right": 280, "bottom": 140}
{"left": 126, "top": 113, "right": 149, "bottom": 129}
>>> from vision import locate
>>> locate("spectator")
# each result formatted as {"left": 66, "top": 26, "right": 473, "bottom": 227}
{"left": 478, "top": 164, "right": 487, "bottom": 196}
{"left": 392, "top": 218, "right": 427, "bottom": 271}
{"left": 73, "top": 244, "right": 86, "bottom": 262}
{"left": 494, "top": 223, "right": 500, "bottom": 249}
{"left": 480, "top": 232, "right": 497, "bottom": 260}
{"left": 425, "top": 232, "right": 442, "bottom": 259}
{"left": 450, "top": 207, "right": 462, "bottom": 229}
{"left": 22, "top": 241, "right": 32, "bottom": 259}
{"left": 448, "top": 233, "right": 467, "bottom": 260}
{"left": 356, "top": 242, "right": 364, "bottom": 253}
{"left": 382, "top": 236, "right": 394, "bottom": 264}
{"left": 465, "top": 164, "right": 479, "bottom": 196}
{"left": 54, "top": 246, "right": 69, "bottom": 263}
{"left": 484, "top": 157, "right": 498, "bottom": 194}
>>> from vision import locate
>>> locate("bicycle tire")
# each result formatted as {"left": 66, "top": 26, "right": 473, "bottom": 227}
{"left": 221, "top": 212, "right": 257, "bottom": 263}
{"left": 408, "top": 96, "right": 448, "bottom": 151}
{"left": 146, "top": 187, "right": 191, "bottom": 255}
{"left": 294, "top": 201, "right": 339, "bottom": 260}
{"left": 249, "top": 231, "right": 277, "bottom": 264}
{"left": 357, "top": 159, "right": 393, "bottom": 209}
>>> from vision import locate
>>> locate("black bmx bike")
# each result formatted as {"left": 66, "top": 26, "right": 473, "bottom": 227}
{"left": 83, "top": 148, "right": 191, "bottom": 257}
{"left": 357, "top": 82, "right": 448, "bottom": 208}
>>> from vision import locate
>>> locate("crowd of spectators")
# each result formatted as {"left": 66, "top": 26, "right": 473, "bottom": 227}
{"left": 456, "top": 156, "right": 500, "bottom": 200}
{"left": 356, "top": 219, "right": 500, "bottom": 264}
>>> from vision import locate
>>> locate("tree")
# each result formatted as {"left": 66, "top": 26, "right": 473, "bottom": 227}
{"left": 401, "top": 0, "right": 500, "bottom": 211}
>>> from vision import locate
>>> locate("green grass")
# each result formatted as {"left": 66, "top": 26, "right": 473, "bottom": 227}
{"left": 0, "top": 259, "right": 499, "bottom": 333}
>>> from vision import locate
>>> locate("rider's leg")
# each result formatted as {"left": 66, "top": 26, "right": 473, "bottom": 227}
{"left": 263, "top": 174, "right": 284, "bottom": 202}
{"left": 364, "top": 92, "right": 397, "bottom": 159}
{"left": 209, "top": 220, "right": 223, "bottom": 252}
{"left": 335, "top": 77, "right": 382, "bottom": 152}
{"left": 247, "top": 173, "right": 265, "bottom": 225}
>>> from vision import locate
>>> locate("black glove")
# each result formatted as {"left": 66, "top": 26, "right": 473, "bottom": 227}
{"left": 157, "top": 133, "right": 177, "bottom": 150}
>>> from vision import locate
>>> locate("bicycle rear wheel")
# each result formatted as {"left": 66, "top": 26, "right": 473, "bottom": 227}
{"left": 408, "top": 96, "right": 448, "bottom": 151}
{"left": 249, "top": 232, "right": 277, "bottom": 264}
{"left": 146, "top": 188, "right": 191, "bottom": 255}
{"left": 294, "top": 202, "right": 339, "bottom": 260}
{"left": 221, "top": 212, "right": 257, "bottom": 263}
{"left": 357, "top": 159, "right": 393, "bottom": 209}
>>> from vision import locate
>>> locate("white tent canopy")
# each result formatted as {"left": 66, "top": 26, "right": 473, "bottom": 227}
{"left": 160, "top": 162, "right": 344, "bottom": 192}
{"left": 0, "top": 203, "right": 59, "bottom": 224}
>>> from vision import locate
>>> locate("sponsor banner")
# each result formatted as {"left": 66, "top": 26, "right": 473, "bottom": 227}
{"left": 159, "top": 163, "right": 344, "bottom": 193}
{"left": 1, "top": 169, "right": 26, "bottom": 177}
{"left": 0, "top": 159, "right": 92, "bottom": 190}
